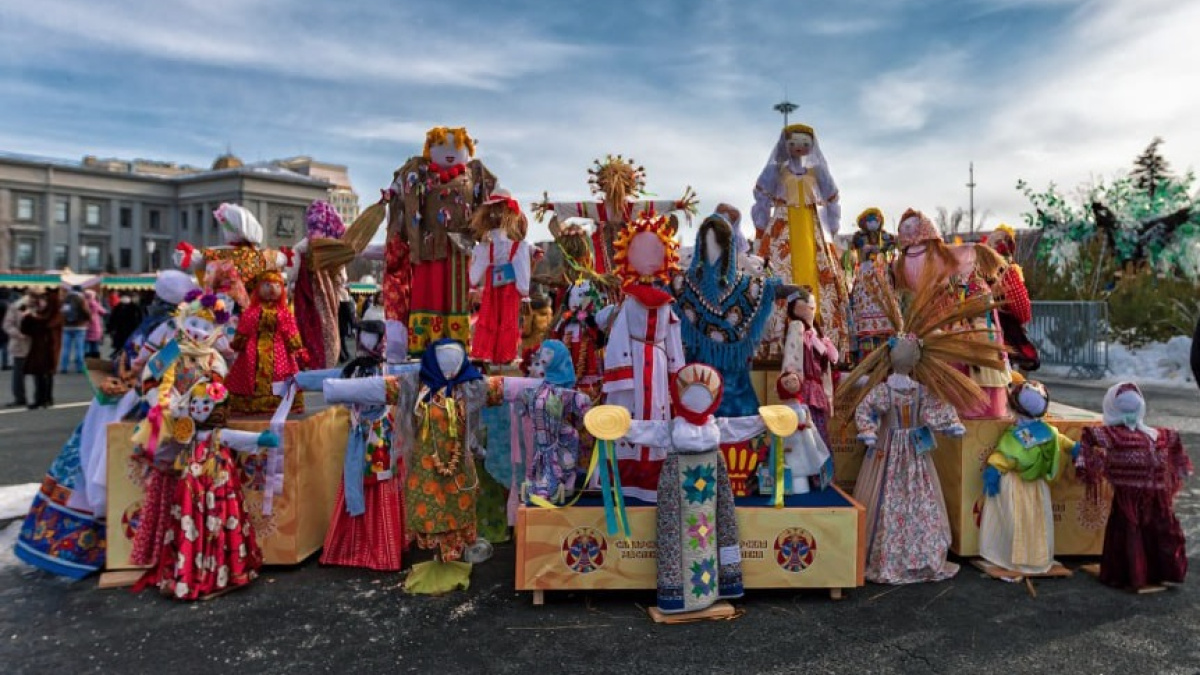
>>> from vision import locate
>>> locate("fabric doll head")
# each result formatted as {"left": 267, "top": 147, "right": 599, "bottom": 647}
{"left": 988, "top": 224, "right": 1017, "bottom": 259}
{"left": 670, "top": 363, "right": 724, "bottom": 425}
{"left": 156, "top": 270, "right": 200, "bottom": 306}
{"left": 253, "top": 270, "right": 287, "bottom": 307}
{"left": 612, "top": 212, "right": 680, "bottom": 286}
{"left": 530, "top": 339, "right": 576, "bottom": 388}
{"left": 305, "top": 200, "right": 346, "bottom": 240}
{"left": 566, "top": 279, "right": 602, "bottom": 314}
{"left": 896, "top": 208, "right": 942, "bottom": 249}
{"left": 1102, "top": 381, "right": 1155, "bottom": 439}
{"left": 1008, "top": 379, "right": 1050, "bottom": 419}
{"left": 169, "top": 379, "right": 230, "bottom": 441}
{"left": 692, "top": 213, "right": 736, "bottom": 284}
{"left": 857, "top": 208, "right": 885, "bottom": 235}
{"left": 422, "top": 126, "right": 475, "bottom": 166}
{"left": 213, "top": 203, "right": 264, "bottom": 247}
{"left": 469, "top": 188, "right": 526, "bottom": 240}
{"left": 418, "top": 339, "right": 483, "bottom": 400}
{"left": 175, "top": 290, "right": 231, "bottom": 350}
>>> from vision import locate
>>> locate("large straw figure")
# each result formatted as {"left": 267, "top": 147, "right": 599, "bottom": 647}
{"left": 837, "top": 271, "right": 1007, "bottom": 584}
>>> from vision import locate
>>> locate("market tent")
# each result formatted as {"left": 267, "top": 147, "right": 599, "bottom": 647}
{"left": 101, "top": 275, "right": 157, "bottom": 291}
{"left": 348, "top": 282, "right": 378, "bottom": 295}
{"left": 0, "top": 273, "right": 63, "bottom": 289}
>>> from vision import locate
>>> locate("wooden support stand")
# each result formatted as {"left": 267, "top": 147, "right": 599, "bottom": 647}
{"left": 648, "top": 601, "right": 737, "bottom": 624}
{"left": 970, "top": 559, "right": 1073, "bottom": 582}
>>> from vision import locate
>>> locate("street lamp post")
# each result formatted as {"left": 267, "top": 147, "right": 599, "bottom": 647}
{"left": 773, "top": 100, "right": 798, "bottom": 127}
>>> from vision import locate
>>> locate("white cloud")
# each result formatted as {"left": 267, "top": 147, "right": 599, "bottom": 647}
{"left": 857, "top": 49, "right": 970, "bottom": 133}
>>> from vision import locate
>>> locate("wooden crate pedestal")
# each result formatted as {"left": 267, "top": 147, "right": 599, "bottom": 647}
{"left": 515, "top": 487, "right": 865, "bottom": 604}
{"left": 104, "top": 406, "right": 350, "bottom": 570}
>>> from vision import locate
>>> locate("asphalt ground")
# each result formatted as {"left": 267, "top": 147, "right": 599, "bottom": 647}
{"left": 0, "top": 373, "right": 1198, "bottom": 674}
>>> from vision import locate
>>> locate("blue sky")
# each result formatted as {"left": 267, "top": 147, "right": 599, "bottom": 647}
{"left": 1, "top": 0, "right": 1197, "bottom": 242}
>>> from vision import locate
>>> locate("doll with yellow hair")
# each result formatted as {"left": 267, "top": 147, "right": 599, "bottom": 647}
{"left": 847, "top": 207, "right": 899, "bottom": 363}
{"left": 468, "top": 188, "right": 532, "bottom": 364}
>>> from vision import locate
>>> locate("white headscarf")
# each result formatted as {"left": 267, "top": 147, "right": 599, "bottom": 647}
{"left": 1102, "top": 381, "right": 1158, "bottom": 442}
{"left": 213, "top": 203, "right": 264, "bottom": 246}
{"left": 751, "top": 126, "right": 840, "bottom": 236}
{"left": 155, "top": 270, "right": 199, "bottom": 305}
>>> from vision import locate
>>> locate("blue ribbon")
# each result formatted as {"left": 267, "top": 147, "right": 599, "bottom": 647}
{"left": 343, "top": 419, "right": 369, "bottom": 517}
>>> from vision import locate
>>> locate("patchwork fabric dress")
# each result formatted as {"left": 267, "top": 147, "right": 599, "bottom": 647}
{"left": 226, "top": 286, "right": 308, "bottom": 415}
{"left": 852, "top": 378, "right": 964, "bottom": 584}
{"left": 979, "top": 419, "right": 1075, "bottom": 574}
{"left": 847, "top": 230, "right": 897, "bottom": 363}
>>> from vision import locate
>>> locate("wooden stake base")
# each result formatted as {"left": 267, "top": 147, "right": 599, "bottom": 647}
{"left": 971, "top": 559, "right": 1073, "bottom": 581}
{"left": 97, "top": 570, "right": 144, "bottom": 589}
{"left": 1077, "top": 563, "right": 1169, "bottom": 593}
{"left": 648, "top": 601, "right": 737, "bottom": 624}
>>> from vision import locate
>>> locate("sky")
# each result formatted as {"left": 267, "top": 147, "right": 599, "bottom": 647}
{"left": 1, "top": 0, "right": 1197, "bottom": 244}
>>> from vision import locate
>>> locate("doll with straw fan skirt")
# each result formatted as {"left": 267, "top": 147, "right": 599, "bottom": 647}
{"left": 752, "top": 124, "right": 851, "bottom": 360}
{"left": 468, "top": 188, "right": 532, "bottom": 364}
{"left": 979, "top": 379, "right": 1076, "bottom": 575}
{"left": 837, "top": 270, "right": 1007, "bottom": 584}
{"left": 1075, "top": 382, "right": 1192, "bottom": 591}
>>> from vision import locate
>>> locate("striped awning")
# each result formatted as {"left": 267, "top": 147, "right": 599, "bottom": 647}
{"left": 0, "top": 273, "right": 63, "bottom": 289}
{"left": 102, "top": 275, "right": 158, "bottom": 290}
{"left": 348, "top": 282, "right": 378, "bottom": 295}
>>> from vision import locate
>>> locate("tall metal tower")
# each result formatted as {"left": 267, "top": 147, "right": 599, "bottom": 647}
{"left": 967, "top": 162, "right": 977, "bottom": 234}
{"left": 773, "top": 100, "right": 798, "bottom": 127}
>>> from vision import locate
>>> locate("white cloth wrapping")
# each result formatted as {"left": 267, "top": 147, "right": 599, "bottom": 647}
{"left": 73, "top": 391, "right": 141, "bottom": 516}
{"left": 468, "top": 230, "right": 532, "bottom": 295}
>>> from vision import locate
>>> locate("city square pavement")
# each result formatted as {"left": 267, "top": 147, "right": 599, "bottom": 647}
{"left": 0, "top": 373, "right": 1198, "bottom": 674}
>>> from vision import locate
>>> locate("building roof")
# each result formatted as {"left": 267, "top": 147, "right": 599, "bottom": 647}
{"left": 0, "top": 150, "right": 333, "bottom": 188}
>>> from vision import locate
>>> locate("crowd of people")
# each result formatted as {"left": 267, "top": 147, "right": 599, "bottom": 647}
{"left": 0, "top": 283, "right": 365, "bottom": 409}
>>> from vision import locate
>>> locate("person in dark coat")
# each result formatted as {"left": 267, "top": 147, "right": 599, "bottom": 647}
{"left": 107, "top": 295, "right": 145, "bottom": 359}
{"left": 20, "top": 289, "right": 64, "bottom": 408}
{"left": 1191, "top": 317, "right": 1200, "bottom": 389}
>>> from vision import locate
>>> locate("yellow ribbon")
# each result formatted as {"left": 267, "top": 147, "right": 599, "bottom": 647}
{"left": 773, "top": 434, "right": 785, "bottom": 509}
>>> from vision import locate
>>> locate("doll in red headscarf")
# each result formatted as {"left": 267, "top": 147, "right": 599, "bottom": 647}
{"left": 227, "top": 270, "right": 309, "bottom": 415}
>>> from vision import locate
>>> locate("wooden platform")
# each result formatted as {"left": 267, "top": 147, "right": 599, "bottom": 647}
{"left": 1077, "top": 563, "right": 1168, "bottom": 594}
{"left": 970, "top": 559, "right": 1074, "bottom": 581}
{"left": 648, "top": 601, "right": 738, "bottom": 624}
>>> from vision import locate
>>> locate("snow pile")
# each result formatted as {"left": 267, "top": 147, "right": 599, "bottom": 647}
{"left": 0, "top": 483, "right": 38, "bottom": 520}
{"left": 1107, "top": 336, "right": 1195, "bottom": 387}
{"left": 0, "top": 521, "right": 26, "bottom": 572}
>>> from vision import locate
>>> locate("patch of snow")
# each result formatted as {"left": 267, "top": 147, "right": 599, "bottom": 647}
{"left": 1107, "top": 336, "right": 1195, "bottom": 388}
{"left": 0, "top": 483, "right": 38, "bottom": 520}
{"left": 0, "top": 521, "right": 28, "bottom": 572}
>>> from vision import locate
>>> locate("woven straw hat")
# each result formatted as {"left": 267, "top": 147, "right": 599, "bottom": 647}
{"left": 758, "top": 405, "right": 799, "bottom": 437}
{"left": 584, "top": 405, "right": 632, "bottom": 441}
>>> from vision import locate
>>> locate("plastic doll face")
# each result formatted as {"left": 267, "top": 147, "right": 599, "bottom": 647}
{"left": 181, "top": 316, "right": 215, "bottom": 344}
{"left": 189, "top": 393, "right": 216, "bottom": 423}
{"left": 429, "top": 139, "right": 470, "bottom": 168}
{"left": 791, "top": 297, "right": 816, "bottom": 325}
{"left": 628, "top": 232, "right": 666, "bottom": 277}
{"left": 257, "top": 279, "right": 283, "bottom": 303}
{"left": 786, "top": 132, "right": 814, "bottom": 158}
{"left": 704, "top": 228, "right": 723, "bottom": 266}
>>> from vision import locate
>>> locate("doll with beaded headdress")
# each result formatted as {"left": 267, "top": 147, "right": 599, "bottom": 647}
{"left": 893, "top": 208, "right": 1010, "bottom": 418}
{"left": 847, "top": 207, "right": 899, "bottom": 363}
{"left": 533, "top": 155, "right": 698, "bottom": 276}
{"left": 226, "top": 269, "right": 309, "bottom": 415}
{"left": 598, "top": 213, "right": 686, "bottom": 502}
{"left": 752, "top": 123, "right": 851, "bottom": 361}
{"left": 837, "top": 272, "right": 1007, "bottom": 584}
